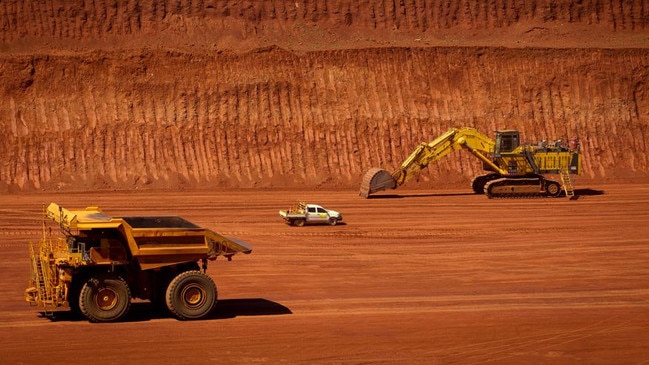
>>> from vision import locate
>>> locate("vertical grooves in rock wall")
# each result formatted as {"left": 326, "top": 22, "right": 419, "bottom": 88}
{"left": 1, "top": 47, "right": 647, "bottom": 191}
{"left": 1, "top": 0, "right": 647, "bottom": 43}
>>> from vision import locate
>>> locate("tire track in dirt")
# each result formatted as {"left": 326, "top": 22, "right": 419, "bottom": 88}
{"left": 285, "top": 289, "right": 649, "bottom": 317}
{"left": 432, "top": 316, "right": 636, "bottom": 364}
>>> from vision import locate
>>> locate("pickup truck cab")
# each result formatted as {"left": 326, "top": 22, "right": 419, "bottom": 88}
{"left": 279, "top": 202, "right": 343, "bottom": 226}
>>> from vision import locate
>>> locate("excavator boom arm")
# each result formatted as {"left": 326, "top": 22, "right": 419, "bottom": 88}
{"left": 392, "top": 127, "right": 506, "bottom": 185}
{"left": 360, "top": 127, "right": 503, "bottom": 197}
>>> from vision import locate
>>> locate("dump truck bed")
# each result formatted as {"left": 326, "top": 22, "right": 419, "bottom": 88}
{"left": 45, "top": 202, "right": 251, "bottom": 269}
{"left": 122, "top": 216, "right": 201, "bottom": 229}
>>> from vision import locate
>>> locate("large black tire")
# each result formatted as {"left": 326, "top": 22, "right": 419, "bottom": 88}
{"left": 165, "top": 271, "right": 217, "bottom": 320}
{"left": 79, "top": 275, "right": 131, "bottom": 323}
{"left": 471, "top": 173, "right": 500, "bottom": 194}
{"left": 151, "top": 263, "right": 201, "bottom": 315}
{"left": 546, "top": 181, "right": 562, "bottom": 197}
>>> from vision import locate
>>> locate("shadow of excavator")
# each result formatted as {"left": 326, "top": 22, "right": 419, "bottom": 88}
{"left": 573, "top": 188, "right": 605, "bottom": 196}
{"left": 366, "top": 192, "right": 475, "bottom": 199}
{"left": 366, "top": 188, "right": 605, "bottom": 200}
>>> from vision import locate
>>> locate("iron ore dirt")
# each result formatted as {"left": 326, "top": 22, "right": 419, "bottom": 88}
{"left": 1, "top": 1, "right": 649, "bottom": 364}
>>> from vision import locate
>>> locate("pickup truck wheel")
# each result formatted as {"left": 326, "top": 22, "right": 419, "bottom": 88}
{"left": 79, "top": 275, "right": 132, "bottom": 323}
{"left": 328, "top": 218, "right": 337, "bottom": 226}
{"left": 294, "top": 219, "right": 305, "bottom": 227}
{"left": 166, "top": 271, "right": 217, "bottom": 320}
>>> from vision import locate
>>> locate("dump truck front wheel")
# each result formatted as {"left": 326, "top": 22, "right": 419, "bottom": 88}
{"left": 79, "top": 275, "right": 132, "bottom": 323}
{"left": 166, "top": 270, "right": 217, "bottom": 320}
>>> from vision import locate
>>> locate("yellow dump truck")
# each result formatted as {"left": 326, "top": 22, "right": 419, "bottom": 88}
{"left": 25, "top": 203, "right": 251, "bottom": 322}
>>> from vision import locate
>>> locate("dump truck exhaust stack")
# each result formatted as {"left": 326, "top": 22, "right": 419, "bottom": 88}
{"left": 359, "top": 168, "right": 397, "bottom": 198}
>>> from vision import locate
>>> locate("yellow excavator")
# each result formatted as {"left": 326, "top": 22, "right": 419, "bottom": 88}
{"left": 359, "top": 127, "right": 582, "bottom": 199}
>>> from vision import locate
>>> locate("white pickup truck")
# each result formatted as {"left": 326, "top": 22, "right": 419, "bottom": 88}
{"left": 279, "top": 202, "right": 343, "bottom": 226}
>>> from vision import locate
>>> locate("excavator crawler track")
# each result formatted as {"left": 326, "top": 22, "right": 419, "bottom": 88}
{"left": 471, "top": 173, "right": 501, "bottom": 194}
{"left": 484, "top": 177, "right": 562, "bottom": 198}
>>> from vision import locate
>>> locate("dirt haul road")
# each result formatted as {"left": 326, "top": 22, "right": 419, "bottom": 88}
{"left": 1, "top": 184, "right": 648, "bottom": 364}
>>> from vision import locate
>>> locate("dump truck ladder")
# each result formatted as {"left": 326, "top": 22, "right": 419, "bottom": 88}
{"left": 26, "top": 237, "right": 69, "bottom": 314}
{"left": 560, "top": 169, "right": 575, "bottom": 199}
{"left": 28, "top": 243, "right": 53, "bottom": 315}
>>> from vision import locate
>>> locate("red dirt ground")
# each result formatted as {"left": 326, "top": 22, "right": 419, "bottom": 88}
{"left": 1, "top": 1, "right": 649, "bottom": 364}
{"left": 1, "top": 185, "right": 649, "bottom": 364}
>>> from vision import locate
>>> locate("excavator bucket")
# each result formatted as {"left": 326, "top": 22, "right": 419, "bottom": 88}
{"left": 359, "top": 168, "right": 397, "bottom": 198}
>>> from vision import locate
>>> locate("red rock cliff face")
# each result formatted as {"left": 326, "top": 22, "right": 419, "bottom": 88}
{"left": 1, "top": 1, "right": 648, "bottom": 191}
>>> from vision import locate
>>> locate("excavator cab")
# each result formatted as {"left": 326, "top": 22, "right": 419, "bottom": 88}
{"left": 494, "top": 130, "right": 520, "bottom": 156}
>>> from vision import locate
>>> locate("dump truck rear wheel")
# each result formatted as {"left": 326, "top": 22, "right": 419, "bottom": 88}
{"left": 166, "top": 270, "right": 217, "bottom": 320}
{"left": 79, "top": 275, "right": 131, "bottom": 323}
